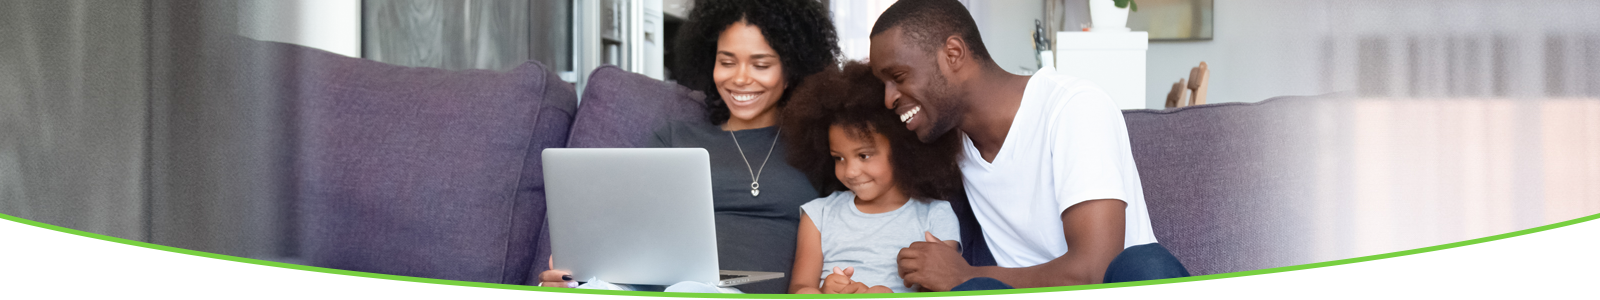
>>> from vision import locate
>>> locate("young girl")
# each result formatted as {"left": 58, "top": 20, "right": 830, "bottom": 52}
{"left": 780, "top": 61, "right": 965, "bottom": 294}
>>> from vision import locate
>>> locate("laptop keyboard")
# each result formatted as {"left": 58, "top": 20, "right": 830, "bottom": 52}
{"left": 719, "top": 274, "right": 749, "bottom": 280}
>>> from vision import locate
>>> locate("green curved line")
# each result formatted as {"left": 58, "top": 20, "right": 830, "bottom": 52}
{"left": 3, "top": 211, "right": 1597, "bottom": 298}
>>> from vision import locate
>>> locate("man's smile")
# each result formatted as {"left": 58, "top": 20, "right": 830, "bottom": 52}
{"left": 899, "top": 105, "right": 921, "bottom": 123}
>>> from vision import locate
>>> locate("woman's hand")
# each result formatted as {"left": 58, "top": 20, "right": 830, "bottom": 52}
{"left": 538, "top": 270, "right": 577, "bottom": 288}
{"left": 538, "top": 256, "right": 578, "bottom": 288}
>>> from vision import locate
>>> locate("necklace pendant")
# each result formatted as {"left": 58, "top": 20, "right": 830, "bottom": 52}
{"left": 730, "top": 129, "right": 778, "bottom": 199}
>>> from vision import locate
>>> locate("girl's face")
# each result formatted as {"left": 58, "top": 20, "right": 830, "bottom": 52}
{"left": 829, "top": 125, "right": 904, "bottom": 203}
{"left": 713, "top": 20, "right": 786, "bottom": 130}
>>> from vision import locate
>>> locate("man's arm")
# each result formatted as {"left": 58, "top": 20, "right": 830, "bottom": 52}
{"left": 898, "top": 199, "right": 1126, "bottom": 291}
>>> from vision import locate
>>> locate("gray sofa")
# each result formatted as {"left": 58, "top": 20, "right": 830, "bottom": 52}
{"left": 1125, "top": 95, "right": 1338, "bottom": 276}
{"left": 267, "top": 37, "right": 576, "bottom": 285}
{"left": 265, "top": 35, "right": 715, "bottom": 285}
{"left": 244, "top": 36, "right": 1360, "bottom": 285}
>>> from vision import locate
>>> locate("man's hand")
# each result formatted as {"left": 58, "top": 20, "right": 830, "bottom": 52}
{"left": 897, "top": 232, "right": 974, "bottom": 291}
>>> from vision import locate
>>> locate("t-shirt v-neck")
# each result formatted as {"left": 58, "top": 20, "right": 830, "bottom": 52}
{"left": 959, "top": 80, "right": 1043, "bottom": 168}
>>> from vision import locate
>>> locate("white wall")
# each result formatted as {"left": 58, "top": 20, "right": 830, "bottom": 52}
{"left": 1144, "top": 0, "right": 1600, "bottom": 107}
{"left": 832, "top": 0, "right": 1048, "bottom": 76}
{"left": 237, "top": 0, "right": 361, "bottom": 57}
{"left": 831, "top": 0, "right": 897, "bottom": 62}
{"left": 965, "top": 0, "right": 1048, "bottom": 75}
{"left": 1144, "top": 0, "right": 1326, "bottom": 107}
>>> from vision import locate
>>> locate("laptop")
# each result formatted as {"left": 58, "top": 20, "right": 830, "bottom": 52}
{"left": 542, "top": 148, "right": 785, "bottom": 287}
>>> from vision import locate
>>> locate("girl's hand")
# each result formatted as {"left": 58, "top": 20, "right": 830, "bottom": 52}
{"left": 820, "top": 267, "right": 893, "bottom": 293}
{"left": 865, "top": 285, "right": 895, "bottom": 293}
{"left": 820, "top": 266, "right": 858, "bottom": 294}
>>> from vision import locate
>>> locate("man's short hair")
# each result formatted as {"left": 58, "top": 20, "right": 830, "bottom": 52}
{"left": 869, "top": 0, "right": 991, "bottom": 62}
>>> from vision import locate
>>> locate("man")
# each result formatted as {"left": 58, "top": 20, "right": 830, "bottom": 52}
{"left": 868, "top": 0, "right": 1189, "bottom": 291}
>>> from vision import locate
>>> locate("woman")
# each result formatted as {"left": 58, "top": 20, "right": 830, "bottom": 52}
{"left": 540, "top": 0, "right": 839, "bottom": 294}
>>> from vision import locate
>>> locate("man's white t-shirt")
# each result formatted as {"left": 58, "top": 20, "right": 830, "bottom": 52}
{"left": 959, "top": 68, "right": 1158, "bottom": 268}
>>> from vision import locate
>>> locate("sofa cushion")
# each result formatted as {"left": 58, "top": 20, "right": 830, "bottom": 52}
{"left": 567, "top": 65, "right": 708, "bottom": 148}
{"left": 285, "top": 39, "right": 575, "bottom": 284}
{"left": 507, "top": 64, "right": 577, "bottom": 285}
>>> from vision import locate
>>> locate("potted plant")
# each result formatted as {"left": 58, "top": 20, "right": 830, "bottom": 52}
{"left": 1089, "top": 0, "right": 1137, "bottom": 32}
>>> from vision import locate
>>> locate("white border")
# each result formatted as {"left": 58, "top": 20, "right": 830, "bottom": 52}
{"left": 2, "top": 216, "right": 1596, "bottom": 299}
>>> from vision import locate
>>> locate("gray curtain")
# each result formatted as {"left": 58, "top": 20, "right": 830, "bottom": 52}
{"left": 146, "top": 0, "right": 295, "bottom": 260}
{"left": 1, "top": 0, "right": 296, "bottom": 261}
{"left": 1, "top": 0, "right": 579, "bottom": 264}
{"left": 0, "top": 0, "right": 151, "bottom": 241}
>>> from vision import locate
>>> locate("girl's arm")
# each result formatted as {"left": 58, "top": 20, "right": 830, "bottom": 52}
{"left": 789, "top": 212, "right": 825, "bottom": 294}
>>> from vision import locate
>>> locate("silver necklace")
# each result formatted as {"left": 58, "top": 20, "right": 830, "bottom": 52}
{"left": 729, "top": 128, "right": 780, "bottom": 197}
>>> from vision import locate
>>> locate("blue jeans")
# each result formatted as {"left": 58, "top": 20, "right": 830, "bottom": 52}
{"left": 951, "top": 243, "right": 1189, "bottom": 291}
{"left": 1103, "top": 242, "right": 1190, "bottom": 283}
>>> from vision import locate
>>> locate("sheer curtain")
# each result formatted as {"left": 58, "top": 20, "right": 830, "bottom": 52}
{"left": 362, "top": 0, "right": 572, "bottom": 73}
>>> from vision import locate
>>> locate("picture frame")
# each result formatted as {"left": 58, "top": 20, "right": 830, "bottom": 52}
{"left": 1127, "top": 0, "right": 1214, "bottom": 41}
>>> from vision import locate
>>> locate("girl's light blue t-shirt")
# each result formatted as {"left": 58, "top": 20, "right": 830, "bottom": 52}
{"left": 800, "top": 190, "right": 961, "bottom": 293}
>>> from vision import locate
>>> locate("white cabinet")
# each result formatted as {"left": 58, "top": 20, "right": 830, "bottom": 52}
{"left": 1054, "top": 31, "right": 1148, "bottom": 110}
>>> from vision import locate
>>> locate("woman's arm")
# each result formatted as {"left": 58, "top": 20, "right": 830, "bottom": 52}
{"left": 789, "top": 212, "right": 825, "bottom": 294}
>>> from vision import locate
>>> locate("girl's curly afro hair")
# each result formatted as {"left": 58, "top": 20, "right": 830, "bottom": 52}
{"left": 781, "top": 61, "right": 964, "bottom": 200}
{"left": 675, "top": 0, "right": 841, "bottom": 125}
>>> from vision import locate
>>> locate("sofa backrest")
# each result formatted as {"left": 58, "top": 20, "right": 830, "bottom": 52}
{"left": 1127, "top": 94, "right": 1600, "bottom": 276}
{"left": 279, "top": 38, "right": 576, "bottom": 284}
{"left": 567, "top": 65, "right": 708, "bottom": 148}
{"left": 1122, "top": 95, "right": 1335, "bottom": 276}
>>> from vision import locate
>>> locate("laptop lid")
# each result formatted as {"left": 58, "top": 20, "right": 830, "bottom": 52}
{"left": 543, "top": 148, "right": 724, "bottom": 286}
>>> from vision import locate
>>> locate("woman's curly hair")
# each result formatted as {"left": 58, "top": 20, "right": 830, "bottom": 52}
{"left": 675, "top": 0, "right": 841, "bottom": 125}
{"left": 781, "top": 61, "right": 964, "bottom": 200}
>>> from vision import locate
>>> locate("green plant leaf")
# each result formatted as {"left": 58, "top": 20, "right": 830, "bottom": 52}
{"left": 1113, "top": 0, "right": 1139, "bottom": 12}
